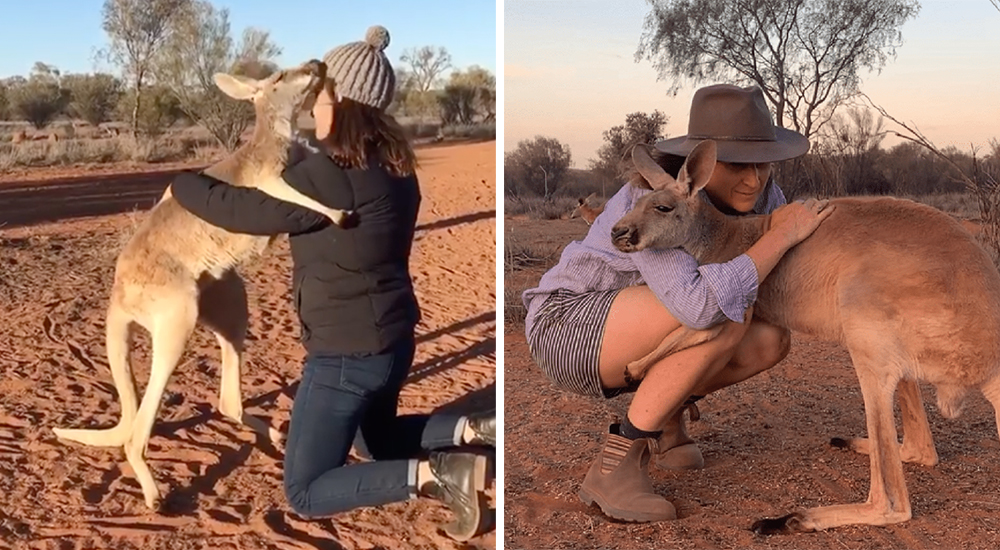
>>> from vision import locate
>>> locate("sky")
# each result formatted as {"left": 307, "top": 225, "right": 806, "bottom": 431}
{"left": 0, "top": 0, "right": 496, "bottom": 80}
{"left": 504, "top": 0, "right": 1000, "bottom": 168}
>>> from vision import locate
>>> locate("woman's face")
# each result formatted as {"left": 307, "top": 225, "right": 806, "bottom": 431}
{"left": 311, "top": 87, "right": 336, "bottom": 140}
{"left": 702, "top": 160, "right": 772, "bottom": 213}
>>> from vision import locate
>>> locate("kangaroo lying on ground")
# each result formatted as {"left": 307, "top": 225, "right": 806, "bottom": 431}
{"left": 53, "top": 59, "right": 352, "bottom": 510}
{"left": 568, "top": 193, "right": 605, "bottom": 225}
{"left": 611, "top": 140, "right": 1000, "bottom": 534}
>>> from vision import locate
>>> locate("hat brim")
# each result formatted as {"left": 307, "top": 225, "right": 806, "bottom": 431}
{"left": 654, "top": 127, "right": 809, "bottom": 163}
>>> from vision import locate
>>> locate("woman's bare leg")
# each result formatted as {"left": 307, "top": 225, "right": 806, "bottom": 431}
{"left": 598, "top": 285, "right": 684, "bottom": 390}
{"left": 599, "top": 287, "right": 790, "bottom": 446}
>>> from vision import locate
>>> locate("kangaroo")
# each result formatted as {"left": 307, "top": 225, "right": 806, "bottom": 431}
{"left": 569, "top": 193, "right": 605, "bottom": 225}
{"left": 610, "top": 140, "right": 1000, "bottom": 534}
{"left": 52, "top": 59, "right": 353, "bottom": 510}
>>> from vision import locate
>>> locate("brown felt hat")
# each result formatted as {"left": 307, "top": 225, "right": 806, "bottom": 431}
{"left": 655, "top": 84, "right": 809, "bottom": 163}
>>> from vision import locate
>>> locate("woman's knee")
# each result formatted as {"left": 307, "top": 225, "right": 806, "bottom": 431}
{"left": 284, "top": 479, "right": 315, "bottom": 517}
{"left": 772, "top": 327, "right": 792, "bottom": 364}
{"left": 715, "top": 317, "right": 754, "bottom": 353}
{"left": 737, "top": 322, "right": 791, "bottom": 370}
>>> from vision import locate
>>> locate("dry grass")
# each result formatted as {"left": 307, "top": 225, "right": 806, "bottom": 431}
{"left": 505, "top": 196, "right": 579, "bottom": 220}
{"left": 0, "top": 120, "right": 226, "bottom": 170}
{"left": 504, "top": 232, "right": 563, "bottom": 326}
{"left": 0, "top": 135, "right": 226, "bottom": 170}
{"left": 439, "top": 122, "right": 495, "bottom": 140}
{"left": 0, "top": 118, "right": 492, "bottom": 170}
{"left": 905, "top": 191, "right": 980, "bottom": 219}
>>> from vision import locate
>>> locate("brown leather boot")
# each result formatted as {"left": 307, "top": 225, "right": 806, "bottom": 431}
{"left": 655, "top": 399, "right": 705, "bottom": 471}
{"left": 419, "top": 451, "right": 488, "bottom": 541}
{"left": 578, "top": 424, "right": 677, "bottom": 522}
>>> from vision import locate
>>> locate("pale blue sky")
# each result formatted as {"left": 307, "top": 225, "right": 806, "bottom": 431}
{"left": 0, "top": 1, "right": 496, "bottom": 79}
{"left": 505, "top": 0, "right": 1000, "bottom": 167}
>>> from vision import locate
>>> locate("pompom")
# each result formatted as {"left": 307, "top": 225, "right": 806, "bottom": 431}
{"left": 364, "top": 25, "right": 390, "bottom": 51}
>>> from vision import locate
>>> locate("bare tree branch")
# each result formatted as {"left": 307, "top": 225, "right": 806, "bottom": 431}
{"left": 636, "top": 0, "right": 920, "bottom": 140}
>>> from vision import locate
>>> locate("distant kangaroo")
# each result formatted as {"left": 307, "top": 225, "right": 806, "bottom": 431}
{"left": 611, "top": 140, "right": 1000, "bottom": 534}
{"left": 569, "top": 193, "right": 605, "bottom": 225}
{"left": 53, "top": 59, "right": 352, "bottom": 510}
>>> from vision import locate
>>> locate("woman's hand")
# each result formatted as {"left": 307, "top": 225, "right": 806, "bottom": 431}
{"left": 770, "top": 198, "right": 836, "bottom": 248}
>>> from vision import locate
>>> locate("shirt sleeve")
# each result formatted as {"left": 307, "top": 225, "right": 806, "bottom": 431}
{"left": 631, "top": 246, "right": 759, "bottom": 329}
{"left": 170, "top": 170, "right": 330, "bottom": 236}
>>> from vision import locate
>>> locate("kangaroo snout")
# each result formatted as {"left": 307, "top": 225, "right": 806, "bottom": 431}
{"left": 305, "top": 59, "right": 327, "bottom": 79}
{"left": 611, "top": 224, "right": 638, "bottom": 251}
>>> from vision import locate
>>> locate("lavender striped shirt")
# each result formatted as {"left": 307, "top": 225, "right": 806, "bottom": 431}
{"left": 522, "top": 180, "right": 787, "bottom": 337}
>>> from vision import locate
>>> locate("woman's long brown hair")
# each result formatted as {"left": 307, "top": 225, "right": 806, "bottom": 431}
{"left": 319, "top": 79, "right": 417, "bottom": 177}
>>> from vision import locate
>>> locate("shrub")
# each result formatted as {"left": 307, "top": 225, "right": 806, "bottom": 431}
{"left": 7, "top": 79, "right": 68, "bottom": 129}
{"left": 63, "top": 73, "right": 123, "bottom": 127}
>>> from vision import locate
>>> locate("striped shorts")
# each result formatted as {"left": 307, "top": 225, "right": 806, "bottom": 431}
{"left": 527, "top": 288, "right": 630, "bottom": 399}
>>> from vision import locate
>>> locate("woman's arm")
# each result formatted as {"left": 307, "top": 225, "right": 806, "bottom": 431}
{"left": 632, "top": 248, "right": 758, "bottom": 329}
{"left": 170, "top": 172, "right": 330, "bottom": 235}
{"left": 632, "top": 198, "right": 834, "bottom": 329}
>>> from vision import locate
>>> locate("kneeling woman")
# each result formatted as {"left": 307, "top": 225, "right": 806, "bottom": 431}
{"left": 523, "top": 84, "right": 833, "bottom": 522}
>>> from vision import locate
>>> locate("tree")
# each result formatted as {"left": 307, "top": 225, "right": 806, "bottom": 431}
{"left": 62, "top": 73, "right": 123, "bottom": 126}
{"left": 101, "top": 0, "right": 191, "bottom": 135}
{"left": 115, "top": 84, "right": 184, "bottom": 136}
{"left": 401, "top": 89, "right": 440, "bottom": 121}
{"left": 30, "top": 62, "right": 61, "bottom": 84}
{"left": 820, "top": 106, "right": 888, "bottom": 194}
{"left": 438, "top": 66, "right": 496, "bottom": 125}
{"left": 636, "top": 0, "right": 920, "bottom": 140}
{"left": 504, "top": 136, "right": 573, "bottom": 198}
{"left": 0, "top": 82, "right": 8, "bottom": 121}
{"left": 387, "top": 67, "right": 413, "bottom": 116}
{"left": 589, "top": 110, "right": 668, "bottom": 194}
{"left": 6, "top": 67, "right": 69, "bottom": 129}
{"left": 399, "top": 46, "right": 452, "bottom": 92}
{"left": 153, "top": 1, "right": 281, "bottom": 150}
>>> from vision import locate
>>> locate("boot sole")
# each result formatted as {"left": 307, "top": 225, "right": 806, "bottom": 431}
{"left": 444, "top": 455, "right": 489, "bottom": 541}
{"left": 578, "top": 487, "right": 676, "bottom": 523}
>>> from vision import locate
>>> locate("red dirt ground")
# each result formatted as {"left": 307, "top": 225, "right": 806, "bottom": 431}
{"left": 0, "top": 141, "right": 496, "bottom": 549}
{"left": 504, "top": 216, "right": 1000, "bottom": 550}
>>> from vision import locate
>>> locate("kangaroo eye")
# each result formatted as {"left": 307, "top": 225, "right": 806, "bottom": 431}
{"left": 654, "top": 205, "right": 674, "bottom": 213}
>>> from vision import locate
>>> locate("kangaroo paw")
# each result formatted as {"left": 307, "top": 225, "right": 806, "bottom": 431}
{"left": 751, "top": 512, "right": 811, "bottom": 535}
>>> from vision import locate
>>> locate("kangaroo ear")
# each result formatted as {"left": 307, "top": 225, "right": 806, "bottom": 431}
{"left": 631, "top": 144, "right": 676, "bottom": 191}
{"left": 677, "top": 140, "right": 717, "bottom": 196}
{"left": 577, "top": 198, "right": 585, "bottom": 205}
{"left": 213, "top": 73, "right": 260, "bottom": 100}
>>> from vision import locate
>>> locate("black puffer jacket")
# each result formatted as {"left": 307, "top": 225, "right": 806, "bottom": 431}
{"left": 171, "top": 151, "right": 421, "bottom": 355}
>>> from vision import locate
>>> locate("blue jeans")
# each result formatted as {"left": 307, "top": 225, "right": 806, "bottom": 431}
{"left": 283, "top": 336, "right": 464, "bottom": 516}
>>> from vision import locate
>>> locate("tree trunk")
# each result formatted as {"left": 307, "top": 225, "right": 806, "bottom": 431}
{"left": 131, "top": 69, "right": 144, "bottom": 137}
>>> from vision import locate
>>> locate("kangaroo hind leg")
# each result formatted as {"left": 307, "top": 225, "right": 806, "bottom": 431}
{"left": 125, "top": 299, "right": 198, "bottom": 509}
{"left": 53, "top": 299, "right": 138, "bottom": 447}
{"left": 198, "top": 271, "right": 281, "bottom": 444}
{"left": 754, "top": 345, "right": 912, "bottom": 534}
{"left": 830, "top": 378, "right": 938, "bottom": 466}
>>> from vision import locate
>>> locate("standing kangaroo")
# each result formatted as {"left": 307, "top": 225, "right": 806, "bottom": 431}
{"left": 52, "top": 59, "right": 352, "bottom": 510}
{"left": 569, "top": 193, "right": 605, "bottom": 225}
{"left": 611, "top": 140, "right": 1000, "bottom": 534}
